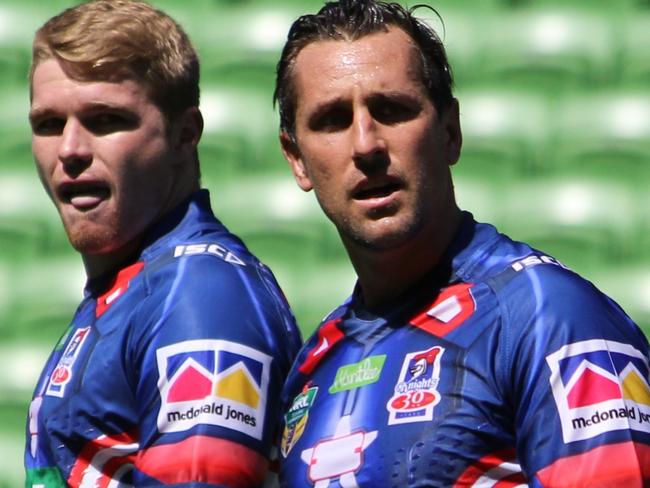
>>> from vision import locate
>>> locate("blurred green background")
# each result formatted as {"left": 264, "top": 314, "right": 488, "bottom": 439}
{"left": 1, "top": 0, "right": 649, "bottom": 484}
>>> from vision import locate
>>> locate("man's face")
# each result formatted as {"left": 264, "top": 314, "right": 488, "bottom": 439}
{"left": 30, "top": 59, "right": 182, "bottom": 256}
{"left": 282, "top": 28, "right": 461, "bottom": 252}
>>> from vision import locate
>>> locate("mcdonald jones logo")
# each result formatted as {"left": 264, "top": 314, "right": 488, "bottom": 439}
{"left": 546, "top": 339, "right": 650, "bottom": 443}
{"left": 156, "top": 339, "right": 271, "bottom": 440}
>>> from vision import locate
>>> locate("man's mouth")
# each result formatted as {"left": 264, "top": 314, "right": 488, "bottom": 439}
{"left": 353, "top": 182, "right": 402, "bottom": 200}
{"left": 60, "top": 183, "right": 110, "bottom": 209}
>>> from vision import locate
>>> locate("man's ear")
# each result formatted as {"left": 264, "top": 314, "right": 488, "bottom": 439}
{"left": 280, "top": 131, "right": 313, "bottom": 192}
{"left": 175, "top": 107, "right": 204, "bottom": 151}
{"left": 443, "top": 98, "right": 462, "bottom": 166}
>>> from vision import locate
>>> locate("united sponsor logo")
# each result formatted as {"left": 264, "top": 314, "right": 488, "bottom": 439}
{"left": 156, "top": 340, "right": 271, "bottom": 440}
{"left": 46, "top": 326, "right": 91, "bottom": 398}
{"left": 547, "top": 339, "right": 650, "bottom": 443}
{"left": 329, "top": 355, "right": 386, "bottom": 394}
{"left": 281, "top": 385, "right": 318, "bottom": 457}
{"left": 386, "top": 346, "right": 444, "bottom": 425}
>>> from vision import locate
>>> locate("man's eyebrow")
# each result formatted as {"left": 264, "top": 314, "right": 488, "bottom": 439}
{"left": 308, "top": 96, "right": 348, "bottom": 116}
{"left": 29, "top": 101, "right": 133, "bottom": 123}
{"left": 28, "top": 107, "right": 56, "bottom": 124}
{"left": 367, "top": 91, "right": 421, "bottom": 105}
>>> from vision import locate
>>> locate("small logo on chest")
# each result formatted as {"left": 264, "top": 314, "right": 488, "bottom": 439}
{"left": 329, "top": 355, "right": 386, "bottom": 394}
{"left": 281, "top": 384, "right": 319, "bottom": 457}
{"left": 46, "top": 326, "right": 92, "bottom": 398}
{"left": 300, "top": 415, "right": 377, "bottom": 487}
{"left": 386, "top": 346, "right": 444, "bottom": 425}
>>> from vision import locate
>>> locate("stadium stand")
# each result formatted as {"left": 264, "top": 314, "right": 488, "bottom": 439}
{"left": 1, "top": 0, "right": 649, "bottom": 484}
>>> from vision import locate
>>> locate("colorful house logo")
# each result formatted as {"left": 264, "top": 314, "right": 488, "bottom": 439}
{"left": 547, "top": 339, "right": 650, "bottom": 443}
{"left": 156, "top": 340, "right": 271, "bottom": 440}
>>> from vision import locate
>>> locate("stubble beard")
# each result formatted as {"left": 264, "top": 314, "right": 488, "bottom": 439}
{"left": 336, "top": 208, "right": 425, "bottom": 253}
{"left": 61, "top": 212, "right": 123, "bottom": 256}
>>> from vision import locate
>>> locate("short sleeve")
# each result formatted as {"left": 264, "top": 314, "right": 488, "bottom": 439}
{"left": 498, "top": 264, "right": 650, "bottom": 486}
{"left": 128, "top": 253, "right": 301, "bottom": 486}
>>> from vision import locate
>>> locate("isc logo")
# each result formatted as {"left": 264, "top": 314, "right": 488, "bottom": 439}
{"left": 511, "top": 254, "right": 566, "bottom": 272}
{"left": 173, "top": 243, "right": 245, "bottom": 266}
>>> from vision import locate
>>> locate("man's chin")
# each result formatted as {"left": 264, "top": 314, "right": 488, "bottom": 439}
{"left": 66, "top": 229, "right": 121, "bottom": 256}
{"left": 343, "top": 223, "right": 419, "bottom": 253}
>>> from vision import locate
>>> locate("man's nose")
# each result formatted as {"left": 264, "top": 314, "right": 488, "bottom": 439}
{"left": 351, "top": 108, "right": 388, "bottom": 168}
{"left": 352, "top": 109, "right": 386, "bottom": 158}
{"left": 58, "top": 119, "right": 92, "bottom": 168}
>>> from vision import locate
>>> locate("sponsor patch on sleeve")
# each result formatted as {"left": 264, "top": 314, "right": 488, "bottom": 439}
{"left": 546, "top": 339, "right": 650, "bottom": 443}
{"left": 156, "top": 340, "right": 272, "bottom": 440}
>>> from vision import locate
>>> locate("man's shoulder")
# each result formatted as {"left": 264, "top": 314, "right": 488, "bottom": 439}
{"left": 144, "top": 223, "right": 259, "bottom": 277}
{"left": 458, "top": 219, "right": 585, "bottom": 297}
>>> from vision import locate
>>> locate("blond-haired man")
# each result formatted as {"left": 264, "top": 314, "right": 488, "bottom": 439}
{"left": 25, "top": 1, "right": 301, "bottom": 485}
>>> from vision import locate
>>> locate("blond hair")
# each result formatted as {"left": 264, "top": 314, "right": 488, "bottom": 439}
{"left": 31, "top": 0, "right": 200, "bottom": 122}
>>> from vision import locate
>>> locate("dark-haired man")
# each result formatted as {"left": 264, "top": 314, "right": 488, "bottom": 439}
{"left": 274, "top": 0, "right": 650, "bottom": 485}
{"left": 25, "top": 1, "right": 301, "bottom": 485}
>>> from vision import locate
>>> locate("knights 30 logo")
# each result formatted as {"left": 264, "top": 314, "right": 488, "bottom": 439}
{"left": 156, "top": 340, "right": 271, "bottom": 440}
{"left": 386, "top": 346, "right": 444, "bottom": 425}
{"left": 546, "top": 339, "right": 650, "bottom": 443}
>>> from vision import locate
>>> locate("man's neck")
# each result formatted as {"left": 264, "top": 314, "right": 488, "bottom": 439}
{"left": 347, "top": 207, "right": 463, "bottom": 311}
{"left": 81, "top": 182, "right": 200, "bottom": 281}
{"left": 82, "top": 237, "right": 143, "bottom": 281}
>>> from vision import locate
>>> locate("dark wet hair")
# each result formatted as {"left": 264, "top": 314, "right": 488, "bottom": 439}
{"left": 274, "top": 0, "right": 454, "bottom": 138}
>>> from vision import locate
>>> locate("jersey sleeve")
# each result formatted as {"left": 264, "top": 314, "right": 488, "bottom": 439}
{"left": 127, "top": 251, "right": 301, "bottom": 487}
{"left": 497, "top": 261, "right": 650, "bottom": 487}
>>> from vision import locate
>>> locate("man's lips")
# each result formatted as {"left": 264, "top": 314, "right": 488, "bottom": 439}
{"left": 352, "top": 178, "right": 403, "bottom": 200}
{"left": 58, "top": 181, "right": 110, "bottom": 209}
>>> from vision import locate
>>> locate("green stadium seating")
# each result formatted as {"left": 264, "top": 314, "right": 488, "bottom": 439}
{"left": 422, "top": 0, "right": 503, "bottom": 12}
{"left": 509, "top": 0, "right": 646, "bottom": 11}
{"left": 3, "top": 255, "right": 83, "bottom": 344}
{"left": 200, "top": 86, "right": 285, "bottom": 175}
{"left": 454, "top": 176, "right": 510, "bottom": 228}
{"left": 548, "top": 91, "right": 650, "bottom": 184}
{"left": 206, "top": 174, "right": 332, "bottom": 256}
{"left": 618, "top": 15, "right": 650, "bottom": 88}
{"left": 455, "top": 90, "right": 550, "bottom": 181}
{"left": 590, "top": 264, "right": 650, "bottom": 336}
{"left": 269, "top": 260, "right": 356, "bottom": 336}
{"left": 185, "top": 4, "right": 300, "bottom": 88}
{"left": 479, "top": 9, "right": 615, "bottom": 92}
{"left": 0, "top": 399, "right": 32, "bottom": 486}
{"left": 499, "top": 179, "right": 642, "bottom": 274}
{"left": 413, "top": 7, "right": 488, "bottom": 90}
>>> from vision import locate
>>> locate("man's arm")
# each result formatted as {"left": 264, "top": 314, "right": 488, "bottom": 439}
{"left": 501, "top": 263, "right": 650, "bottom": 486}
{"left": 129, "top": 252, "right": 301, "bottom": 486}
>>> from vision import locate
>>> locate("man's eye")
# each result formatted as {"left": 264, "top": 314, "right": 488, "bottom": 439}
{"left": 32, "top": 118, "right": 65, "bottom": 136}
{"left": 311, "top": 108, "right": 352, "bottom": 132}
{"left": 370, "top": 101, "right": 420, "bottom": 125}
{"left": 85, "top": 113, "right": 137, "bottom": 134}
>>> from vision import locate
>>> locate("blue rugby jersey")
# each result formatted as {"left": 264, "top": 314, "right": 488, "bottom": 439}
{"left": 279, "top": 212, "right": 650, "bottom": 487}
{"left": 25, "top": 190, "right": 302, "bottom": 487}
